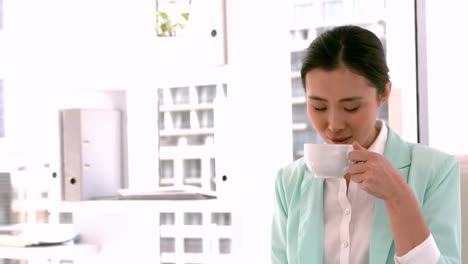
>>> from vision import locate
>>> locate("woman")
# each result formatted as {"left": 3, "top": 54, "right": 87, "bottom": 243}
{"left": 271, "top": 25, "right": 461, "bottom": 263}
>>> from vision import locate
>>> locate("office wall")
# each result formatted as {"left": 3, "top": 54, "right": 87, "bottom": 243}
{"left": 425, "top": 0, "right": 468, "bottom": 155}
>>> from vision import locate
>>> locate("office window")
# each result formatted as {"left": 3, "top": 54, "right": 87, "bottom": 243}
{"left": 0, "top": 0, "right": 423, "bottom": 263}
{"left": 152, "top": 1, "right": 418, "bottom": 263}
{"left": 158, "top": 83, "right": 226, "bottom": 190}
{"left": 155, "top": 0, "right": 192, "bottom": 37}
{"left": 157, "top": 82, "right": 232, "bottom": 263}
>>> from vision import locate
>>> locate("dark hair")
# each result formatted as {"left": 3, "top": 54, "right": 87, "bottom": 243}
{"left": 300, "top": 25, "right": 389, "bottom": 94}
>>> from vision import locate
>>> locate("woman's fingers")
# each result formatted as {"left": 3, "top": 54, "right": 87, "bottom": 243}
{"left": 348, "top": 150, "right": 370, "bottom": 163}
{"left": 351, "top": 173, "right": 366, "bottom": 183}
{"left": 347, "top": 162, "right": 367, "bottom": 175}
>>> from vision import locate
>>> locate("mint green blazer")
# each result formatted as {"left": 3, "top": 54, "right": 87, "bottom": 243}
{"left": 271, "top": 128, "right": 461, "bottom": 263}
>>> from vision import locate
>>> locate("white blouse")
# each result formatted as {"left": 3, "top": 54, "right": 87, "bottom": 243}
{"left": 323, "top": 121, "right": 440, "bottom": 264}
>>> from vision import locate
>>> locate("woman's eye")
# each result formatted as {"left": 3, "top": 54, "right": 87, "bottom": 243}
{"left": 344, "top": 107, "right": 360, "bottom": 112}
{"left": 313, "top": 107, "right": 327, "bottom": 112}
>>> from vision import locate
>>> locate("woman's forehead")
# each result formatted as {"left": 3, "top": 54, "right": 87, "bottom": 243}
{"left": 305, "top": 68, "right": 377, "bottom": 99}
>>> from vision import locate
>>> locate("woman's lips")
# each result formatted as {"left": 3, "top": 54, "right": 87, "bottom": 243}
{"left": 328, "top": 136, "right": 352, "bottom": 144}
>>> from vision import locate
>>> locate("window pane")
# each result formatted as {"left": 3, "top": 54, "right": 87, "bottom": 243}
{"left": 160, "top": 237, "right": 176, "bottom": 253}
{"left": 170, "top": 87, "right": 190, "bottom": 105}
{"left": 219, "top": 238, "right": 231, "bottom": 254}
{"left": 211, "top": 212, "right": 231, "bottom": 226}
{"left": 184, "top": 238, "right": 203, "bottom": 253}
{"left": 196, "top": 85, "right": 217, "bottom": 104}
{"left": 184, "top": 212, "right": 202, "bottom": 225}
{"left": 160, "top": 212, "right": 175, "bottom": 225}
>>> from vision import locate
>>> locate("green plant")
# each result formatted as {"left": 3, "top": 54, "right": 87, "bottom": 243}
{"left": 155, "top": 11, "right": 190, "bottom": 37}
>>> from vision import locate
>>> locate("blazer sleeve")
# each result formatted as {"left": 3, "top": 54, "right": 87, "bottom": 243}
{"left": 271, "top": 168, "right": 288, "bottom": 264}
{"left": 418, "top": 152, "right": 461, "bottom": 264}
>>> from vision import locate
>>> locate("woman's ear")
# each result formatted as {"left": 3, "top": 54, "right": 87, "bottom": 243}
{"left": 378, "top": 81, "right": 392, "bottom": 106}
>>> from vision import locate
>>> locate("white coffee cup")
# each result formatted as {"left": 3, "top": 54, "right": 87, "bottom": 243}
{"left": 304, "top": 144, "right": 353, "bottom": 179}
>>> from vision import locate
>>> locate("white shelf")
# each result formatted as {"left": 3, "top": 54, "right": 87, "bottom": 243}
{"left": 0, "top": 243, "right": 100, "bottom": 260}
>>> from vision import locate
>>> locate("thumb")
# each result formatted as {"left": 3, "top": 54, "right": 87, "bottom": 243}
{"left": 352, "top": 141, "right": 365, "bottom": 150}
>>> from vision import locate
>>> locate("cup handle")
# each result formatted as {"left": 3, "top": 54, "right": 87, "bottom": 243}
{"left": 346, "top": 149, "right": 353, "bottom": 165}
{"left": 342, "top": 149, "right": 353, "bottom": 175}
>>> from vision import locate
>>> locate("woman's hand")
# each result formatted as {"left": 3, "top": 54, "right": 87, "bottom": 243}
{"left": 347, "top": 141, "right": 406, "bottom": 201}
{"left": 347, "top": 141, "right": 433, "bottom": 257}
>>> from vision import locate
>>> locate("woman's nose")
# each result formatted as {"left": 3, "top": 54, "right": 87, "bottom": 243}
{"left": 327, "top": 111, "right": 345, "bottom": 132}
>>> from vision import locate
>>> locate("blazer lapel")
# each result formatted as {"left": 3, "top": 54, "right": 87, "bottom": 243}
{"left": 298, "top": 169, "right": 325, "bottom": 264}
{"left": 369, "top": 127, "right": 411, "bottom": 263}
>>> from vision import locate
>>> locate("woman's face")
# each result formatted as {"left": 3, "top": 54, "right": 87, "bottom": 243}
{"left": 305, "top": 66, "right": 390, "bottom": 149}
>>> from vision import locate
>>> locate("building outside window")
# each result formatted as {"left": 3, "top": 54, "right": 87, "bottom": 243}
{"left": 157, "top": 81, "right": 232, "bottom": 263}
